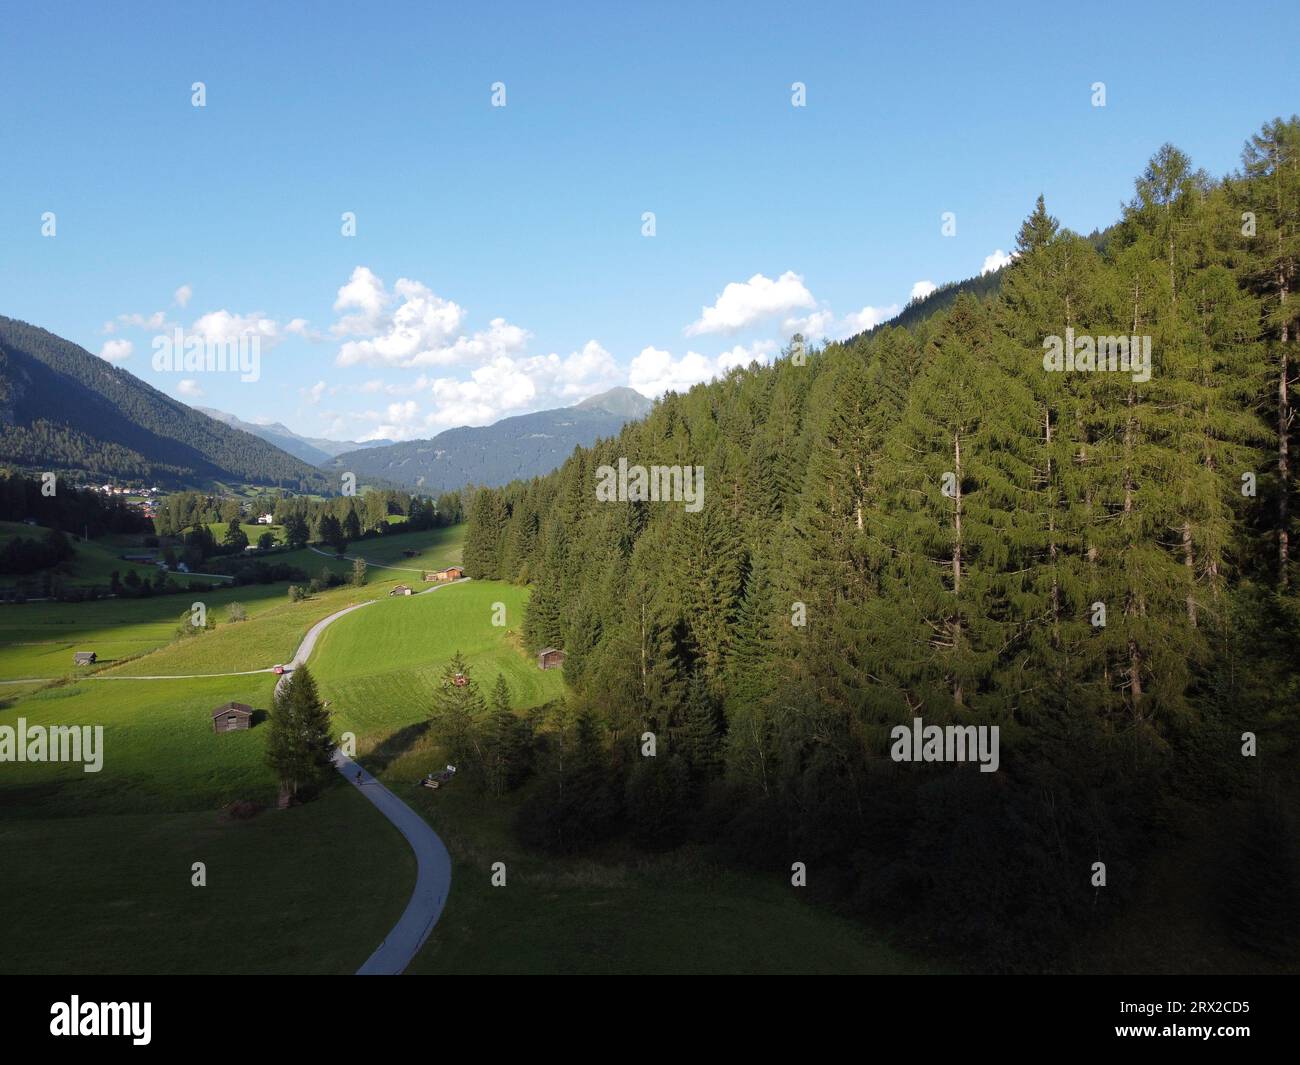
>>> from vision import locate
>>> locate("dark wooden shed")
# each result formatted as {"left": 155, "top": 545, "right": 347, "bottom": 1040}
{"left": 212, "top": 701, "right": 254, "bottom": 734}
{"left": 537, "top": 647, "right": 566, "bottom": 670}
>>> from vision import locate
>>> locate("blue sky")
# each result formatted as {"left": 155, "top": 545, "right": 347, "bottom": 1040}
{"left": 2, "top": 0, "right": 1296, "bottom": 442}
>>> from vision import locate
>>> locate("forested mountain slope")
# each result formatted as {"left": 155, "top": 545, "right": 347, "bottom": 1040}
{"left": 0, "top": 316, "right": 330, "bottom": 491}
{"left": 459, "top": 117, "right": 1300, "bottom": 970}
{"left": 327, "top": 387, "right": 653, "bottom": 491}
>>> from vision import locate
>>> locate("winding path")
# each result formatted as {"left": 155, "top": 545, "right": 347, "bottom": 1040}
{"left": 333, "top": 750, "right": 453, "bottom": 974}
{"left": 275, "top": 578, "right": 468, "bottom": 975}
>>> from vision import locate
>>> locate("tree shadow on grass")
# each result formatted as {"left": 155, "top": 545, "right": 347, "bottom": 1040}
{"left": 364, "top": 721, "right": 432, "bottom": 774}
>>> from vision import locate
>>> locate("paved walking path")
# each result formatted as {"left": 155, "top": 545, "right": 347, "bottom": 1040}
{"left": 334, "top": 751, "right": 453, "bottom": 975}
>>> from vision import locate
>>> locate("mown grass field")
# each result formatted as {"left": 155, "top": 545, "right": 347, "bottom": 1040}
{"left": 272, "top": 523, "right": 462, "bottom": 583}
{"left": 0, "top": 583, "right": 290, "bottom": 679}
{"left": 312, "top": 580, "right": 562, "bottom": 747}
{"left": 0, "top": 525, "right": 466, "bottom": 680}
{"left": 0, "top": 673, "right": 411, "bottom": 973}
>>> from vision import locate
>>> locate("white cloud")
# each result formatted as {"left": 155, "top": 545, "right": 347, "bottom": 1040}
{"left": 177, "top": 379, "right": 204, "bottom": 398}
{"left": 685, "top": 271, "right": 815, "bottom": 336}
{"left": 189, "top": 309, "right": 284, "bottom": 347}
{"left": 115, "top": 310, "right": 170, "bottom": 331}
{"left": 716, "top": 340, "right": 778, "bottom": 371}
{"left": 174, "top": 284, "right": 192, "bottom": 308}
{"left": 785, "top": 305, "right": 899, "bottom": 341}
{"left": 341, "top": 339, "right": 622, "bottom": 440}
{"left": 981, "top": 249, "right": 1014, "bottom": 275}
{"left": 303, "top": 380, "right": 327, "bottom": 404}
{"left": 332, "top": 266, "right": 391, "bottom": 336}
{"left": 331, "top": 268, "right": 530, "bottom": 370}
{"left": 629, "top": 342, "right": 777, "bottom": 398}
{"left": 98, "top": 339, "right": 133, "bottom": 362}
{"left": 838, "top": 304, "right": 900, "bottom": 335}
{"left": 910, "top": 280, "right": 937, "bottom": 302}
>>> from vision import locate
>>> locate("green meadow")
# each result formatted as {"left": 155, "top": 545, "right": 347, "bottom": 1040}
{"left": 309, "top": 579, "right": 936, "bottom": 974}
{"left": 312, "top": 580, "right": 562, "bottom": 748}
{"left": 0, "top": 524, "right": 466, "bottom": 680}
{"left": 0, "top": 584, "right": 290, "bottom": 679}
{"left": 0, "top": 674, "right": 410, "bottom": 974}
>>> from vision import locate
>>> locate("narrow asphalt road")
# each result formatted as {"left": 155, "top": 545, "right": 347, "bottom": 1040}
{"left": 333, "top": 750, "right": 453, "bottom": 975}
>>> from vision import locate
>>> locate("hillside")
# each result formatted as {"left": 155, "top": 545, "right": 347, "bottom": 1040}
{"left": 325, "top": 386, "right": 654, "bottom": 491}
{"left": 460, "top": 119, "right": 1300, "bottom": 973}
{"left": 196, "top": 407, "right": 394, "bottom": 465}
{"left": 0, "top": 316, "right": 330, "bottom": 492}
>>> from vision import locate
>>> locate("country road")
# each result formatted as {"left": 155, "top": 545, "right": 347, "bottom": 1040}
{"left": 334, "top": 750, "right": 453, "bottom": 974}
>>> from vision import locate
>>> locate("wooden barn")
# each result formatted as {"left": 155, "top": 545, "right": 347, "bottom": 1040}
{"left": 424, "top": 566, "right": 465, "bottom": 582}
{"left": 390, "top": 584, "right": 413, "bottom": 596}
{"left": 73, "top": 651, "right": 97, "bottom": 665}
{"left": 537, "top": 647, "right": 565, "bottom": 670}
{"left": 212, "top": 701, "right": 254, "bottom": 734}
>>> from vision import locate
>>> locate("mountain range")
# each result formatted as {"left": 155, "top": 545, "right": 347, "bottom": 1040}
{"left": 196, "top": 407, "right": 394, "bottom": 466}
{"left": 0, "top": 315, "right": 330, "bottom": 492}
{"left": 319, "top": 387, "right": 654, "bottom": 492}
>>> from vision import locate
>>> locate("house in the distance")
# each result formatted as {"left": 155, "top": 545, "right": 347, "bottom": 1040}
{"left": 537, "top": 647, "right": 565, "bottom": 671}
{"left": 73, "top": 651, "right": 97, "bottom": 666}
{"left": 212, "top": 702, "right": 254, "bottom": 734}
{"left": 257, "top": 513, "right": 275, "bottom": 525}
{"left": 424, "top": 566, "right": 464, "bottom": 582}
{"left": 390, "top": 584, "right": 413, "bottom": 596}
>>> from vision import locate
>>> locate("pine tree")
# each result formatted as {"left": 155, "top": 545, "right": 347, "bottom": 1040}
{"left": 266, "top": 664, "right": 335, "bottom": 799}
{"left": 429, "top": 653, "right": 487, "bottom": 780}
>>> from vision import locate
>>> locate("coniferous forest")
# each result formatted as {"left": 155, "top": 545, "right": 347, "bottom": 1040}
{"left": 461, "top": 119, "right": 1300, "bottom": 971}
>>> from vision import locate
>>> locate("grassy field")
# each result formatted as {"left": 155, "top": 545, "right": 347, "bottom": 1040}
{"left": 0, "top": 673, "right": 411, "bottom": 973}
{"left": 0, "top": 523, "right": 467, "bottom": 974}
{"left": 0, "top": 525, "right": 466, "bottom": 680}
{"left": 201, "top": 520, "right": 284, "bottom": 545}
{"left": 0, "top": 584, "right": 291, "bottom": 679}
{"left": 271, "top": 523, "right": 462, "bottom": 582}
{"left": 312, "top": 580, "right": 561, "bottom": 747}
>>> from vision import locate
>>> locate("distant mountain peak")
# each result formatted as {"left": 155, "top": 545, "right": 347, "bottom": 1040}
{"left": 575, "top": 387, "right": 654, "bottom": 417}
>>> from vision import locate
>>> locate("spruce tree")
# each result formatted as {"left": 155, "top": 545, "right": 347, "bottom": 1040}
{"left": 266, "top": 664, "right": 335, "bottom": 799}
